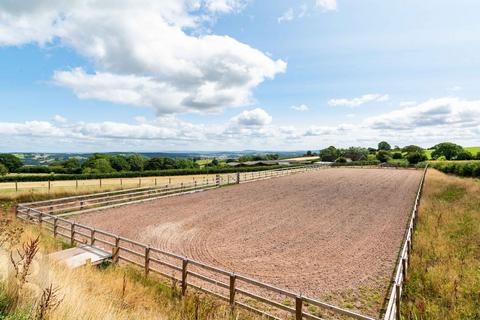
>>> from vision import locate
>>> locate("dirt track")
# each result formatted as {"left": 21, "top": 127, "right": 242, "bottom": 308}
{"left": 75, "top": 168, "right": 422, "bottom": 315}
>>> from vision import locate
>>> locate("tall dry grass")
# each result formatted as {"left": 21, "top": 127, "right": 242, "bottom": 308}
{"left": 401, "top": 169, "right": 480, "bottom": 319}
{"left": 0, "top": 212, "right": 257, "bottom": 320}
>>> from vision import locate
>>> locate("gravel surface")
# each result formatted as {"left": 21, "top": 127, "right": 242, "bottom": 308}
{"left": 75, "top": 168, "right": 422, "bottom": 315}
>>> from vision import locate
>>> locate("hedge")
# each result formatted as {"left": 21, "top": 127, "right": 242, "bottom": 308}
{"left": 431, "top": 161, "right": 480, "bottom": 178}
{"left": 0, "top": 164, "right": 304, "bottom": 183}
{"left": 331, "top": 160, "right": 381, "bottom": 167}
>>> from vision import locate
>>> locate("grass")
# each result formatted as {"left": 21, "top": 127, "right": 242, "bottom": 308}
{"left": 0, "top": 204, "right": 258, "bottom": 320}
{"left": 401, "top": 169, "right": 480, "bottom": 319}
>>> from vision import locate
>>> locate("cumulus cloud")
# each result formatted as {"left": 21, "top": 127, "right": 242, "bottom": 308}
{"left": 365, "top": 97, "right": 480, "bottom": 130}
{"left": 52, "top": 115, "right": 67, "bottom": 123}
{"left": 291, "top": 104, "right": 309, "bottom": 112}
{"left": 230, "top": 108, "right": 272, "bottom": 126}
{"left": 0, "top": 0, "right": 285, "bottom": 115}
{"left": 2, "top": 98, "right": 480, "bottom": 151}
{"left": 315, "top": 0, "right": 337, "bottom": 11}
{"left": 328, "top": 94, "right": 390, "bottom": 108}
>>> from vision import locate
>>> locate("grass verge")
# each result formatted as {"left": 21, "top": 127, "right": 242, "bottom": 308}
{"left": 401, "top": 169, "right": 480, "bottom": 319}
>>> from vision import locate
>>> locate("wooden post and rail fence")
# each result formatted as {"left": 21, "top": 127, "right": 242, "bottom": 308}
{"left": 13, "top": 164, "right": 427, "bottom": 320}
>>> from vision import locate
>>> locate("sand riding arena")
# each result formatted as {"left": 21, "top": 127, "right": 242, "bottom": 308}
{"left": 17, "top": 166, "right": 426, "bottom": 320}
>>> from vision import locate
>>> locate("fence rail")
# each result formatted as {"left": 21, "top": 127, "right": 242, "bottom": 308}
{"left": 382, "top": 164, "right": 428, "bottom": 320}
{"left": 14, "top": 164, "right": 423, "bottom": 320}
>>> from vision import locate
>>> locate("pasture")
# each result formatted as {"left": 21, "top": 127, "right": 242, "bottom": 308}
{"left": 71, "top": 167, "right": 422, "bottom": 317}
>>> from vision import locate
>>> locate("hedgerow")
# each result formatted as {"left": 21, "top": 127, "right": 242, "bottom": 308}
{"left": 331, "top": 160, "right": 380, "bottom": 167}
{"left": 0, "top": 164, "right": 303, "bottom": 182}
{"left": 431, "top": 161, "right": 480, "bottom": 178}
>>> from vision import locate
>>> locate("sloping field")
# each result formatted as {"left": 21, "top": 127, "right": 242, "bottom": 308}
{"left": 74, "top": 168, "right": 422, "bottom": 316}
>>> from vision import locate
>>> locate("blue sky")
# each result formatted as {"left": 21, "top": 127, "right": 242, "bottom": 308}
{"left": 1, "top": 0, "right": 479, "bottom": 152}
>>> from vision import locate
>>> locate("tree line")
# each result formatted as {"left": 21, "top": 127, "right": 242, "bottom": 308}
{"left": 319, "top": 141, "right": 480, "bottom": 165}
{"left": 0, "top": 153, "right": 200, "bottom": 176}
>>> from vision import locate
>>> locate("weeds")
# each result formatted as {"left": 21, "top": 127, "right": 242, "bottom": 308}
{"left": 401, "top": 169, "right": 480, "bottom": 319}
{"left": 36, "top": 284, "right": 63, "bottom": 320}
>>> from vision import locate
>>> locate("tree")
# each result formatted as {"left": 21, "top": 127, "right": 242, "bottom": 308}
{"left": 127, "top": 154, "right": 145, "bottom": 171}
{"left": 82, "top": 158, "right": 115, "bottom": 174}
{"left": 82, "top": 153, "right": 110, "bottom": 170}
{"left": 319, "top": 146, "right": 339, "bottom": 162}
{"left": 0, "top": 154, "right": 23, "bottom": 172}
{"left": 476, "top": 152, "right": 480, "bottom": 160}
{"left": 407, "top": 152, "right": 427, "bottom": 164}
{"left": 144, "top": 158, "right": 164, "bottom": 170}
{"left": 62, "top": 158, "right": 81, "bottom": 171}
{"left": 377, "top": 141, "right": 391, "bottom": 151}
{"left": 0, "top": 163, "right": 8, "bottom": 176}
{"left": 456, "top": 150, "right": 473, "bottom": 160}
{"left": 109, "top": 155, "right": 131, "bottom": 171}
{"left": 402, "top": 145, "right": 423, "bottom": 153}
{"left": 431, "top": 142, "right": 463, "bottom": 160}
{"left": 376, "top": 150, "right": 391, "bottom": 162}
{"left": 211, "top": 158, "right": 219, "bottom": 166}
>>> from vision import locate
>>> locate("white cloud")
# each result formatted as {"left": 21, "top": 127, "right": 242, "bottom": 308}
{"left": 52, "top": 115, "right": 67, "bottom": 123}
{"left": 230, "top": 108, "right": 272, "bottom": 126}
{"left": 0, "top": 0, "right": 285, "bottom": 115}
{"left": 278, "top": 8, "right": 294, "bottom": 23}
{"left": 365, "top": 97, "right": 480, "bottom": 130}
{"left": 2, "top": 97, "right": 480, "bottom": 151}
{"left": 291, "top": 104, "right": 309, "bottom": 112}
{"left": 315, "top": 0, "right": 337, "bottom": 11}
{"left": 328, "top": 94, "right": 390, "bottom": 108}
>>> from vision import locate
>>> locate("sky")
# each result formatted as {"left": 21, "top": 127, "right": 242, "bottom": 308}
{"left": 0, "top": 0, "right": 479, "bottom": 152}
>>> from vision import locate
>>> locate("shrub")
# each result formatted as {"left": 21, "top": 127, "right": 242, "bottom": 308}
{"left": 0, "top": 163, "right": 7, "bottom": 176}
{"left": 335, "top": 157, "right": 347, "bottom": 163}
{"left": 406, "top": 152, "right": 428, "bottom": 164}
{"left": 431, "top": 161, "right": 480, "bottom": 178}
{"left": 476, "top": 152, "right": 480, "bottom": 160}
{"left": 392, "top": 152, "right": 403, "bottom": 159}
{"left": 376, "top": 150, "right": 391, "bottom": 162}
{"left": 456, "top": 150, "right": 473, "bottom": 160}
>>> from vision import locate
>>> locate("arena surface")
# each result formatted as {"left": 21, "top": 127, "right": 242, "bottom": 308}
{"left": 74, "top": 168, "right": 422, "bottom": 316}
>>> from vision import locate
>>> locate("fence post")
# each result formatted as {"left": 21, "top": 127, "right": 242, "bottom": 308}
{"left": 216, "top": 174, "right": 220, "bottom": 186}
{"left": 139, "top": 178, "right": 141, "bottom": 187}
{"left": 120, "top": 178, "right": 123, "bottom": 188}
{"left": 236, "top": 172, "right": 240, "bottom": 184}
{"left": 112, "top": 236, "right": 120, "bottom": 264}
{"left": 181, "top": 258, "right": 188, "bottom": 295}
{"left": 38, "top": 211, "right": 43, "bottom": 226}
{"left": 145, "top": 246, "right": 151, "bottom": 276}
{"left": 229, "top": 273, "right": 236, "bottom": 309}
{"left": 99, "top": 179, "right": 102, "bottom": 188}
{"left": 76, "top": 179, "right": 78, "bottom": 190}
{"left": 53, "top": 217, "right": 58, "bottom": 237}
{"left": 48, "top": 180, "right": 51, "bottom": 191}
{"left": 402, "top": 258, "right": 407, "bottom": 280}
{"left": 295, "top": 295, "right": 303, "bottom": 320}
{"left": 395, "top": 284, "right": 401, "bottom": 320}
{"left": 14, "top": 204, "right": 18, "bottom": 219}
{"left": 155, "top": 178, "right": 157, "bottom": 186}
{"left": 80, "top": 200, "right": 84, "bottom": 210}
{"left": 15, "top": 181, "right": 18, "bottom": 192}
{"left": 70, "top": 222, "right": 75, "bottom": 246}
{"left": 90, "top": 228, "right": 96, "bottom": 246}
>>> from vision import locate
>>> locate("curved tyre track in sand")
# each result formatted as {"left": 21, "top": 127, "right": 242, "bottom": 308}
{"left": 74, "top": 168, "right": 422, "bottom": 315}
